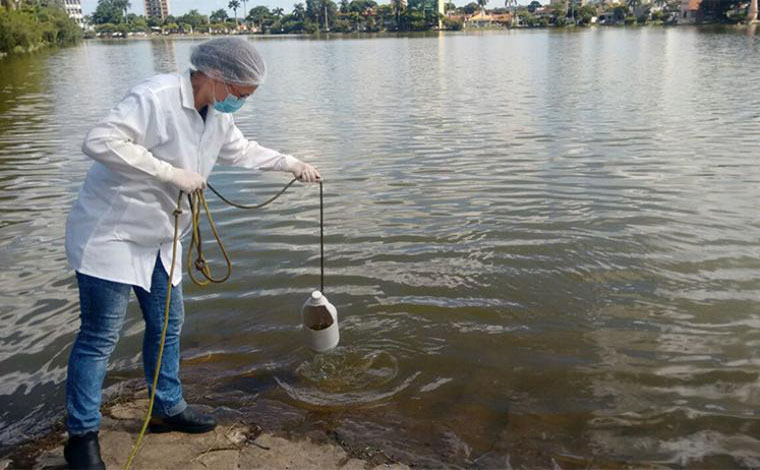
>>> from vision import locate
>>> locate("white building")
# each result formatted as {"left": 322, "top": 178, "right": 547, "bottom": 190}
{"left": 59, "top": 0, "right": 84, "bottom": 27}
{"left": 144, "top": 0, "right": 171, "bottom": 20}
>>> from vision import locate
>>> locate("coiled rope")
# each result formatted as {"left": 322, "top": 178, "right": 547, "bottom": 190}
{"left": 124, "top": 177, "right": 322, "bottom": 470}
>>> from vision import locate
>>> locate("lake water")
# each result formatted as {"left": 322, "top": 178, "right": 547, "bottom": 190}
{"left": 2, "top": 27, "right": 760, "bottom": 467}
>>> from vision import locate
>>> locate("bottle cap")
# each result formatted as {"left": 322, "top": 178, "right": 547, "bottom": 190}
{"left": 311, "top": 290, "right": 323, "bottom": 301}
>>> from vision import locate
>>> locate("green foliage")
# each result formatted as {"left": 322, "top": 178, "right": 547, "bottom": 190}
{"left": 577, "top": 4, "right": 597, "bottom": 24}
{"left": 129, "top": 15, "right": 147, "bottom": 31}
{"left": 549, "top": 1, "right": 567, "bottom": 18}
{"left": 246, "top": 5, "right": 272, "bottom": 27}
{"left": 527, "top": 0, "right": 541, "bottom": 12}
{"left": 95, "top": 22, "right": 116, "bottom": 32}
{"left": 210, "top": 8, "right": 228, "bottom": 22}
{"left": 442, "top": 15, "right": 463, "bottom": 29}
{"left": 330, "top": 17, "right": 350, "bottom": 30}
{"left": 0, "top": 8, "right": 42, "bottom": 52}
{"left": 612, "top": 4, "right": 627, "bottom": 20}
{"left": 179, "top": 9, "right": 208, "bottom": 29}
{"left": 463, "top": 2, "right": 479, "bottom": 14}
{"left": 0, "top": 3, "right": 82, "bottom": 54}
{"left": 92, "top": 0, "right": 129, "bottom": 24}
{"left": 303, "top": 19, "right": 319, "bottom": 32}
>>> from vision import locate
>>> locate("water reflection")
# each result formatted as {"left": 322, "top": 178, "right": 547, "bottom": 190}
{"left": 149, "top": 38, "right": 177, "bottom": 74}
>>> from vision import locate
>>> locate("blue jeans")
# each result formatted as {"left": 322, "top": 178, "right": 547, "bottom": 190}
{"left": 66, "top": 255, "right": 187, "bottom": 435}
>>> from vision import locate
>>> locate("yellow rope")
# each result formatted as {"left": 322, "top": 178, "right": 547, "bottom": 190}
{"left": 187, "top": 189, "right": 232, "bottom": 287}
{"left": 122, "top": 180, "right": 298, "bottom": 470}
{"left": 123, "top": 192, "right": 184, "bottom": 470}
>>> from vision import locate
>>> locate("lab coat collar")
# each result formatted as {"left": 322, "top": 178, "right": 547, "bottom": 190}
{"left": 180, "top": 69, "right": 196, "bottom": 111}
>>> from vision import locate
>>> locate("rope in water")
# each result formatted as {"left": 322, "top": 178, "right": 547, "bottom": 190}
{"left": 123, "top": 178, "right": 323, "bottom": 470}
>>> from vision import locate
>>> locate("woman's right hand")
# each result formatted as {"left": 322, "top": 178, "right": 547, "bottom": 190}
{"left": 168, "top": 167, "right": 206, "bottom": 193}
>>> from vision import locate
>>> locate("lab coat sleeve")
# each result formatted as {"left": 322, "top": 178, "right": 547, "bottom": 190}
{"left": 81, "top": 88, "right": 175, "bottom": 182}
{"left": 217, "top": 123, "right": 300, "bottom": 172}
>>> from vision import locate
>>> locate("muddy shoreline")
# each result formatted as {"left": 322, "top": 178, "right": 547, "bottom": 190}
{"left": 0, "top": 380, "right": 411, "bottom": 470}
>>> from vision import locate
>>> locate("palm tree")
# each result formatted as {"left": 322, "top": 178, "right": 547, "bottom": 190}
{"left": 242, "top": 0, "right": 247, "bottom": 23}
{"left": 391, "top": 0, "right": 403, "bottom": 29}
{"left": 320, "top": 0, "right": 330, "bottom": 30}
{"left": 111, "top": 0, "right": 130, "bottom": 23}
{"left": 477, "top": 0, "right": 488, "bottom": 14}
{"left": 228, "top": 0, "right": 241, "bottom": 23}
{"left": 505, "top": 0, "right": 517, "bottom": 26}
{"left": 293, "top": 2, "right": 306, "bottom": 21}
{"left": 273, "top": 7, "right": 284, "bottom": 17}
{"left": 122, "top": 0, "right": 131, "bottom": 20}
{"left": 750, "top": 0, "right": 758, "bottom": 22}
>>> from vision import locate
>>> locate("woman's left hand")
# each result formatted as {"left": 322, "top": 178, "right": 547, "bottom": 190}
{"left": 292, "top": 161, "right": 322, "bottom": 183}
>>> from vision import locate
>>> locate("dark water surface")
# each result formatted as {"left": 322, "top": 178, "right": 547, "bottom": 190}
{"left": 2, "top": 27, "right": 760, "bottom": 467}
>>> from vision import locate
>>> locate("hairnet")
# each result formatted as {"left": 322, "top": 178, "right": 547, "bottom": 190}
{"left": 190, "top": 38, "right": 267, "bottom": 87}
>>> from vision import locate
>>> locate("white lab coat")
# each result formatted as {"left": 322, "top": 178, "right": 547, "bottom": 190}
{"left": 65, "top": 69, "right": 300, "bottom": 291}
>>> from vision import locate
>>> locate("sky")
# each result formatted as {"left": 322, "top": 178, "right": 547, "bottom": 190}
{"left": 80, "top": 0, "right": 528, "bottom": 17}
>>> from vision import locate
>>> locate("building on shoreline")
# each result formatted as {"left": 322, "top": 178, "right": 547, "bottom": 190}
{"left": 679, "top": 0, "right": 701, "bottom": 22}
{"left": 58, "top": 0, "right": 84, "bottom": 27}
{"left": 408, "top": 0, "right": 445, "bottom": 27}
{"left": 144, "top": 0, "right": 170, "bottom": 21}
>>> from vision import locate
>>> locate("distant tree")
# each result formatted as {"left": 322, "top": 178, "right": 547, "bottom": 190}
{"left": 527, "top": 0, "right": 541, "bottom": 12}
{"left": 228, "top": 0, "right": 241, "bottom": 23}
{"left": 611, "top": 4, "right": 627, "bottom": 20}
{"left": 113, "top": 0, "right": 130, "bottom": 21}
{"left": 129, "top": 14, "right": 148, "bottom": 31}
{"left": 391, "top": 0, "right": 404, "bottom": 28}
{"left": 180, "top": 9, "right": 208, "bottom": 29}
{"left": 273, "top": 7, "right": 285, "bottom": 17}
{"left": 463, "top": 2, "right": 479, "bottom": 14}
{"left": 578, "top": 4, "right": 596, "bottom": 23}
{"left": 505, "top": 0, "right": 518, "bottom": 25}
{"left": 444, "top": 1, "right": 456, "bottom": 12}
{"left": 376, "top": 3, "right": 394, "bottom": 26}
{"left": 92, "top": 0, "right": 126, "bottom": 24}
{"left": 348, "top": 0, "right": 376, "bottom": 13}
{"left": 293, "top": 2, "right": 306, "bottom": 20}
{"left": 95, "top": 22, "right": 117, "bottom": 32}
{"left": 549, "top": 0, "right": 567, "bottom": 18}
{"left": 477, "top": 0, "right": 488, "bottom": 13}
{"left": 210, "top": 8, "right": 228, "bottom": 22}
{"left": 247, "top": 5, "right": 272, "bottom": 29}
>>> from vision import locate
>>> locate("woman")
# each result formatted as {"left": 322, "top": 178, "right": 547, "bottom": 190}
{"left": 63, "top": 37, "right": 321, "bottom": 470}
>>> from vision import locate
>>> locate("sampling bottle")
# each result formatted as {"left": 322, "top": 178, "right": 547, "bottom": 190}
{"left": 301, "top": 290, "right": 339, "bottom": 352}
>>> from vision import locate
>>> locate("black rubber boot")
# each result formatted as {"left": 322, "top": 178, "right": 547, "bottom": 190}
{"left": 149, "top": 406, "right": 217, "bottom": 434}
{"left": 64, "top": 431, "right": 106, "bottom": 470}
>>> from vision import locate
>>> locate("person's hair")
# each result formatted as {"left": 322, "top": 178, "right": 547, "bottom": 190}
{"left": 190, "top": 37, "right": 267, "bottom": 87}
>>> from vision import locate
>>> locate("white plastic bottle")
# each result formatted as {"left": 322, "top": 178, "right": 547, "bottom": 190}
{"left": 301, "top": 291, "right": 339, "bottom": 352}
